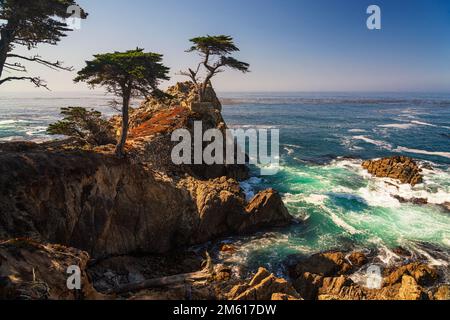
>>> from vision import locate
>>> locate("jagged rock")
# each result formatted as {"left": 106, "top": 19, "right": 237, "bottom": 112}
{"left": 292, "top": 251, "right": 353, "bottom": 278}
{"left": 219, "top": 244, "right": 237, "bottom": 253}
{"left": 293, "top": 272, "right": 323, "bottom": 300}
{"left": 318, "top": 284, "right": 366, "bottom": 300}
{"left": 271, "top": 293, "right": 301, "bottom": 300}
{"left": 0, "top": 239, "right": 103, "bottom": 300}
{"left": 0, "top": 82, "right": 292, "bottom": 259}
{"left": 319, "top": 275, "right": 353, "bottom": 296}
{"left": 229, "top": 267, "right": 301, "bottom": 300}
{"left": 212, "top": 265, "right": 232, "bottom": 282}
{"left": 239, "top": 189, "right": 293, "bottom": 233}
{"left": 362, "top": 156, "right": 423, "bottom": 186}
{"left": 0, "top": 148, "right": 291, "bottom": 258}
{"left": 433, "top": 285, "right": 450, "bottom": 300}
{"left": 383, "top": 263, "right": 438, "bottom": 287}
{"left": 398, "top": 275, "right": 427, "bottom": 300}
{"left": 289, "top": 250, "right": 441, "bottom": 300}
{"left": 347, "top": 251, "right": 368, "bottom": 267}
{"left": 393, "top": 195, "right": 428, "bottom": 205}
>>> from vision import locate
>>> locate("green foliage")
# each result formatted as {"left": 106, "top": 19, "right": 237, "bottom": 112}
{"left": 0, "top": 0, "right": 87, "bottom": 49}
{"left": 47, "top": 107, "right": 116, "bottom": 146}
{"left": 74, "top": 48, "right": 170, "bottom": 156}
{"left": 188, "top": 35, "right": 239, "bottom": 55}
{"left": 183, "top": 35, "right": 249, "bottom": 101}
{"left": 74, "top": 48, "right": 170, "bottom": 97}
{"left": 0, "top": 0, "right": 88, "bottom": 87}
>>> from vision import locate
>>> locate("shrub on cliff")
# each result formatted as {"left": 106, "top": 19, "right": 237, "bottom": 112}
{"left": 74, "top": 48, "right": 170, "bottom": 157}
{"left": 181, "top": 35, "right": 250, "bottom": 102}
{"left": 47, "top": 107, "right": 116, "bottom": 146}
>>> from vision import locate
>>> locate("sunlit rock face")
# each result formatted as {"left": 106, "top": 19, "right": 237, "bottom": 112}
{"left": 0, "top": 83, "right": 292, "bottom": 258}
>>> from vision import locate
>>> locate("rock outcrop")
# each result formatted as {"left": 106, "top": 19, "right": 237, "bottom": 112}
{"left": 227, "top": 267, "right": 302, "bottom": 300}
{"left": 362, "top": 156, "right": 423, "bottom": 186}
{"left": 287, "top": 250, "right": 445, "bottom": 300}
{"left": 0, "top": 83, "right": 292, "bottom": 259}
{"left": 0, "top": 239, "right": 103, "bottom": 300}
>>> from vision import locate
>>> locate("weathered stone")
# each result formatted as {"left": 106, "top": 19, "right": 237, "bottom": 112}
{"left": 219, "top": 244, "right": 237, "bottom": 253}
{"left": 0, "top": 239, "right": 104, "bottom": 300}
{"left": 319, "top": 276, "right": 353, "bottom": 296}
{"left": 239, "top": 189, "right": 293, "bottom": 233}
{"left": 347, "top": 251, "right": 368, "bottom": 267}
{"left": 433, "top": 285, "right": 450, "bottom": 300}
{"left": 248, "top": 267, "right": 271, "bottom": 287}
{"left": 292, "top": 251, "right": 352, "bottom": 278}
{"left": 0, "top": 145, "right": 291, "bottom": 259}
{"left": 383, "top": 263, "right": 438, "bottom": 287}
{"left": 362, "top": 156, "right": 423, "bottom": 186}
{"left": 271, "top": 293, "right": 301, "bottom": 300}
{"left": 293, "top": 272, "right": 323, "bottom": 300}
{"left": 229, "top": 268, "right": 301, "bottom": 301}
{"left": 398, "top": 275, "right": 427, "bottom": 300}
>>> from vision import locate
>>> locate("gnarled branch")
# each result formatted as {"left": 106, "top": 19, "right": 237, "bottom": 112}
{"left": 6, "top": 54, "right": 73, "bottom": 71}
{"left": 0, "top": 76, "right": 49, "bottom": 89}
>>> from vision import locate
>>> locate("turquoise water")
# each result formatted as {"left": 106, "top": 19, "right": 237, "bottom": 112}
{"left": 1, "top": 92, "right": 449, "bottom": 276}
{"left": 220, "top": 93, "right": 450, "bottom": 275}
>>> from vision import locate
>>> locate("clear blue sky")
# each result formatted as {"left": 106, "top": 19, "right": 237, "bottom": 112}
{"left": 3, "top": 0, "right": 450, "bottom": 92}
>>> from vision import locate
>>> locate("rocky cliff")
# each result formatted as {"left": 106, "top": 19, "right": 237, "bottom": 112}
{"left": 0, "top": 83, "right": 292, "bottom": 259}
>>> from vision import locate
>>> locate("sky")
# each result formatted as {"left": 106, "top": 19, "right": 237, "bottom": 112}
{"left": 1, "top": 0, "right": 450, "bottom": 93}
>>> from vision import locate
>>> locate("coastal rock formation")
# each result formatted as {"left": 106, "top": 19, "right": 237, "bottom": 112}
{"left": 228, "top": 267, "right": 302, "bottom": 300}
{"left": 287, "top": 250, "right": 444, "bottom": 300}
{"left": 362, "top": 156, "right": 423, "bottom": 186}
{"left": 0, "top": 139, "right": 291, "bottom": 259}
{"left": 0, "top": 239, "right": 102, "bottom": 300}
{"left": 0, "top": 83, "right": 292, "bottom": 259}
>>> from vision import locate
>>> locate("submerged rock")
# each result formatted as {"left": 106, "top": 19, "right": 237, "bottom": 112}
{"left": 362, "top": 156, "right": 423, "bottom": 186}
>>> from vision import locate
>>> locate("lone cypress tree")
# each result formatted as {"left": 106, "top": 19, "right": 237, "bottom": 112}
{"left": 182, "top": 35, "right": 249, "bottom": 101}
{"left": 74, "top": 48, "right": 170, "bottom": 157}
{"left": 0, "top": 0, "right": 87, "bottom": 88}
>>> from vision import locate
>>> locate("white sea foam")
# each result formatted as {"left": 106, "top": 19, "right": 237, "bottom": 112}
{"left": 411, "top": 120, "right": 450, "bottom": 130}
{"left": 409, "top": 244, "right": 449, "bottom": 267}
{"left": 240, "top": 177, "right": 264, "bottom": 201}
{"left": 0, "top": 135, "right": 24, "bottom": 141}
{"left": 0, "top": 120, "right": 17, "bottom": 125}
{"left": 323, "top": 207, "right": 359, "bottom": 235}
{"left": 284, "top": 147, "right": 294, "bottom": 155}
{"left": 352, "top": 136, "right": 392, "bottom": 150}
{"left": 394, "top": 146, "right": 450, "bottom": 159}
{"left": 328, "top": 158, "right": 450, "bottom": 208}
{"left": 348, "top": 129, "right": 366, "bottom": 133}
{"left": 378, "top": 123, "right": 415, "bottom": 129}
{"left": 303, "top": 194, "right": 328, "bottom": 205}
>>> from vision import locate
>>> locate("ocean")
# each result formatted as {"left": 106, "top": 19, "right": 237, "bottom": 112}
{"left": 1, "top": 91, "right": 449, "bottom": 278}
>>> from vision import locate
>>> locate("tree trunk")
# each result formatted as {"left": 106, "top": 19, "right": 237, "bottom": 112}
{"left": 115, "top": 94, "right": 130, "bottom": 158}
{"left": 0, "top": 25, "right": 13, "bottom": 80}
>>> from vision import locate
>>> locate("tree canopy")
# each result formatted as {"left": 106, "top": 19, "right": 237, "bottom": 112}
{"left": 74, "top": 48, "right": 170, "bottom": 157}
{"left": 74, "top": 49, "right": 170, "bottom": 97}
{"left": 0, "top": 0, "right": 87, "bottom": 88}
{"left": 182, "top": 35, "right": 249, "bottom": 101}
